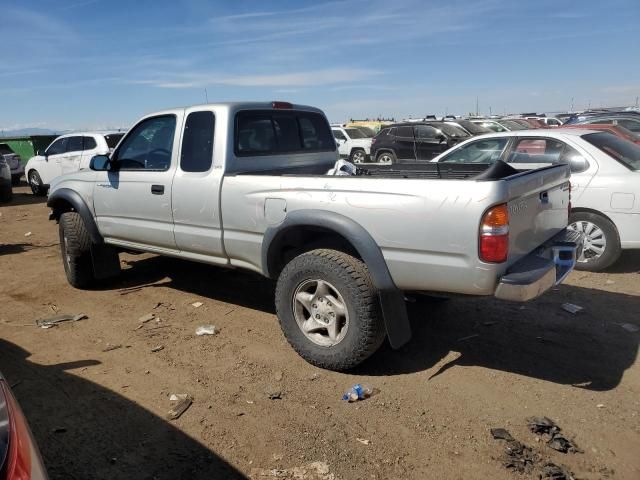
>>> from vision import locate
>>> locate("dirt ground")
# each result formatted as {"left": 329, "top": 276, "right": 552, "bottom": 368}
{"left": 1, "top": 184, "right": 639, "bottom": 480}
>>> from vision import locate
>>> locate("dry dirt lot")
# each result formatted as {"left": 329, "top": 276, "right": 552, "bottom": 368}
{"left": 1, "top": 185, "right": 639, "bottom": 480}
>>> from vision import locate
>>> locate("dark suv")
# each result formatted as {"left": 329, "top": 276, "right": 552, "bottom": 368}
{"left": 370, "top": 122, "right": 469, "bottom": 163}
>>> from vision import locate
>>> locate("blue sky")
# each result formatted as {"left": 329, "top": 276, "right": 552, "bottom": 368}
{"left": 1, "top": 0, "right": 639, "bottom": 131}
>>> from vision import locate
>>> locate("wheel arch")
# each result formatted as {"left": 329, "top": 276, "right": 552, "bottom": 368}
{"left": 570, "top": 207, "right": 620, "bottom": 236}
{"left": 262, "top": 210, "right": 411, "bottom": 348}
{"left": 47, "top": 188, "right": 103, "bottom": 244}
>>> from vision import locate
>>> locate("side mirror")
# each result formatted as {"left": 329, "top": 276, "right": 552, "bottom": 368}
{"left": 90, "top": 154, "right": 112, "bottom": 171}
{"left": 568, "top": 155, "right": 588, "bottom": 173}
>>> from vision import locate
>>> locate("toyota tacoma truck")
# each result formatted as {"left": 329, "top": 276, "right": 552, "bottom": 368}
{"left": 47, "top": 101, "right": 583, "bottom": 370}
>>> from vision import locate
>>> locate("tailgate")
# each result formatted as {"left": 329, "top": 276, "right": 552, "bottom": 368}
{"left": 501, "top": 164, "right": 571, "bottom": 264}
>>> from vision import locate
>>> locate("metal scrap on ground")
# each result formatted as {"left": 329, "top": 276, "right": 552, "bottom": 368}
{"left": 36, "top": 313, "right": 88, "bottom": 329}
{"left": 166, "top": 394, "right": 193, "bottom": 420}
{"left": 195, "top": 325, "right": 219, "bottom": 336}
{"left": 561, "top": 303, "right": 583, "bottom": 314}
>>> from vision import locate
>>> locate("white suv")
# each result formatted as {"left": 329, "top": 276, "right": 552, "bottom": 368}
{"left": 25, "top": 131, "right": 124, "bottom": 195}
{"left": 331, "top": 126, "right": 372, "bottom": 163}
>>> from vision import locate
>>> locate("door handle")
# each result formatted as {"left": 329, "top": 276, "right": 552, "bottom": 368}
{"left": 151, "top": 184, "right": 165, "bottom": 195}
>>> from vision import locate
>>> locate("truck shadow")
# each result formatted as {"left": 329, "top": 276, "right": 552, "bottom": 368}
{"left": 602, "top": 250, "right": 640, "bottom": 274}
{"left": 114, "top": 255, "right": 638, "bottom": 392}
{"left": 0, "top": 339, "right": 247, "bottom": 480}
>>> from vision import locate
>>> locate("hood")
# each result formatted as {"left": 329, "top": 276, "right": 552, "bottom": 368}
{"left": 351, "top": 138, "right": 372, "bottom": 147}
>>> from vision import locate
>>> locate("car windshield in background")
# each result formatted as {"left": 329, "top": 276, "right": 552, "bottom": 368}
{"left": 434, "top": 123, "right": 470, "bottom": 137}
{"left": 457, "top": 120, "right": 491, "bottom": 134}
{"left": 499, "top": 120, "right": 527, "bottom": 131}
{"left": 345, "top": 128, "right": 367, "bottom": 139}
{"left": 354, "top": 126, "right": 376, "bottom": 137}
{"left": 105, "top": 134, "right": 125, "bottom": 149}
{"left": 583, "top": 132, "right": 640, "bottom": 170}
{"left": 0, "top": 144, "right": 14, "bottom": 155}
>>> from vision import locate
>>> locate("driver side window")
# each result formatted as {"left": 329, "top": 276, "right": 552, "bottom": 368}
{"left": 439, "top": 138, "right": 509, "bottom": 163}
{"left": 114, "top": 115, "right": 176, "bottom": 170}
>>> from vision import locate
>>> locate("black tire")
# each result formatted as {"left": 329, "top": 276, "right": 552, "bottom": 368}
{"left": 0, "top": 185, "right": 12, "bottom": 203}
{"left": 376, "top": 150, "right": 395, "bottom": 165}
{"left": 28, "top": 170, "right": 47, "bottom": 196}
{"left": 275, "top": 249, "right": 386, "bottom": 371}
{"left": 11, "top": 174, "right": 21, "bottom": 186}
{"left": 349, "top": 149, "right": 366, "bottom": 164}
{"left": 569, "top": 211, "right": 621, "bottom": 272}
{"left": 59, "top": 212, "right": 96, "bottom": 288}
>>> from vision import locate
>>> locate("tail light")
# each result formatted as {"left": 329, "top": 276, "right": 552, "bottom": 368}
{"left": 271, "top": 101, "right": 292, "bottom": 109}
{"left": 0, "top": 381, "right": 32, "bottom": 480}
{"left": 479, "top": 203, "right": 509, "bottom": 263}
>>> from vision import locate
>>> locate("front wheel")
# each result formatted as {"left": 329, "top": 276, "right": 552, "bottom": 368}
{"left": 568, "top": 212, "right": 621, "bottom": 271}
{"left": 59, "top": 212, "right": 96, "bottom": 288}
{"left": 28, "top": 170, "right": 47, "bottom": 196}
{"left": 376, "top": 151, "right": 395, "bottom": 165}
{"left": 349, "top": 149, "right": 366, "bottom": 164}
{"left": 275, "top": 249, "right": 386, "bottom": 371}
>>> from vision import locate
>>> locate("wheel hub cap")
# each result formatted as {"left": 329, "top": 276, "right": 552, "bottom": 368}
{"left": 292, "top": 279, "right": 349, "bottom": 347}
{"left": 569, "top": 220, "right": 606, "bottom": 262}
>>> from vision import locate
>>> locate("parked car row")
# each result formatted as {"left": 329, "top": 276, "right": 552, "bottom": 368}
{"left": 0, "top": 142, "right": 24, "bottom": 185}
{"left": 429, "top": 129, "right": 640, "bottom": 272}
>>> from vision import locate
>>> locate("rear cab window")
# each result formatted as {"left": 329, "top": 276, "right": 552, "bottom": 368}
{"left": 235, "top": 110, "right": 334, "bottom": 156}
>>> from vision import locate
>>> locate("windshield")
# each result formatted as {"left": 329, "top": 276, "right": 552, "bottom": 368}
{"left": 583, "top": 132, "right": 640, "bottom": 170}
{"left": 499, "top": 120, "right": 527, "bottom": 131}
{"left": 344, "top": 128, "right": 367, "bottom": 139}
{"left": 432, "top": 123, "right": 470, "bottom": 137}
{"left": 456, "top": 120, "right": 491, "bottom": 134}
{"left": 0, "top": 144, "right": 14, "bottom": 155}
{"left": 353, "top": 126, "right": 376, "bottom": 137}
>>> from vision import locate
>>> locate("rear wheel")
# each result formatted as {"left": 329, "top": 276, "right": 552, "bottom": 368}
{"left": 0, "top": 185, "right": 12, "bottom": 203}
{"left": 376, "top": 151, "right": 395, "bottom": 165}
{"left": 59, "top": 212, "right": 96, "bottom": 288}
{"left": 569, "top": 212, "right": 621, "bottom": 271}
{"left": 28, "top": 170, "right": 47, "bottom": 196}
{"left": 275, "top": 249, "right": 386, "bottom": 371}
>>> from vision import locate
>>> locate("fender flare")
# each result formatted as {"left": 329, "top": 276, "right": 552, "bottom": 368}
{"left": 262, "top": 210, "right": 411, "bottom": 349}
{"left": 47, "top": 188, "right": 103, "bottom": 244}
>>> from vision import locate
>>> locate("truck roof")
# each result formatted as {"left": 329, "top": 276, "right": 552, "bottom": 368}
{"left": 147, "top": 101, "right": 326, "bottom": 117}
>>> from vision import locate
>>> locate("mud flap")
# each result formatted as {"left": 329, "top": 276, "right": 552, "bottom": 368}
{"left": 378, "top": 290, "right": 412, "bottom": 349}
{"left": 90, "top": 244, "right": 120, "bottom": 280}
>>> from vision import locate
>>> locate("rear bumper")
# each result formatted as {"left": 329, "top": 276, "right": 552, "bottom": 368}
{"left": 494, "top": 229, "right": 584, "bottom": 302}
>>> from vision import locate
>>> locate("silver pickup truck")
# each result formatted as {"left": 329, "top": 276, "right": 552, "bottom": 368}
{"left": 47, "top": 101, "right": 583, "bottom": 370}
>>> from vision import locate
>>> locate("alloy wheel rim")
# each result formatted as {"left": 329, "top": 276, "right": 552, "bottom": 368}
{"left": 292, "top": 279, "right": 349, "bottom": 347}
{"left": 569, "top": 220, "right": 607, "bottom": 262}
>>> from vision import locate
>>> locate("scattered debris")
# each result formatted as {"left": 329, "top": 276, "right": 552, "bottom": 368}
{"left": 250, "top": 461, "right": 334, "bottom": 480}
{"left": 36, "top": 313, "right": 88, "bottom": 329}
{"left": 166, "top": 394, "right": 193, "bottom": 420}
{"left": 547, "top": 434, "right": 582, "bottom": 454}
{"left": 309, "top": 373, "right": 321, "bottom": 381}
{"left": 266, "top": 388, "right": 283, "bottom": 400}
{"left": 620, "top": 323, "right": 639, "bottom": 333}
{"left": 151, "top": 345, "right": 164, "bottom": 353}
{"left": 457, "top": 333, "right": 480, "bottom": 342}
{"left": 356, "top": 438, "right": 370, "bottom": 445}
{"left": 596, "top": 403, "right": 605, "bottom": 409}
{"left": 561, "top": 303, "right": 583, "bottom": 314}
{"left": 490, "top": 428, "right": 514, "bottom": 441}
{"left": 527, "top": 416, "right": 559, "bottom": 435}
{"left": 191, "top": 301, "right": 204, "bottom": 308}
{"left": 195, "top": 325, "right": 219, "bottom": 336}
{"left": 102, "top": 344, "right": 122, "bottom": 352}
{"left": 342, "top": 383, "right": 373, "bottom": 402}
{"left": 138, "top": 313, "right": 156, "bottom": 323}
{"left": 540, "top": 462, "right": 575, "bottom": 480}
{"left": 274, "top": 370, "right": 283, "bottom": 382}
{"left": 502, "top": 440, "right": 539, "bottom": 474}
{"left": 24, "top": 231, "right": 32, "bottom": 237}
{"left": 153, "top": 302, "right": 175, "bottom": 310}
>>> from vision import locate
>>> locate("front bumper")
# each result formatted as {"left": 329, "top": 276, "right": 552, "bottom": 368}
{"left": 494, "top": 229, "right": 584, "bottom": 302}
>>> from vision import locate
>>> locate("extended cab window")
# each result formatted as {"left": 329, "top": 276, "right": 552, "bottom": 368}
{"left": 181, "top": 111, "right": 215, "bottom": 172}
{"left": 439, "top": 138, "right": 509, "bottom": 163}
{"left": 46, "top": 138, "right": 68, "bottom": 155}
{"left": 114, "top": 115, "right": 176, "bottom": 170}
{"left": 235, "top": 111, "right": 334, "bottom": 155}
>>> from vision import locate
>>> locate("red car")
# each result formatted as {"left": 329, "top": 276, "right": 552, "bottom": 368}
{"left": 0, "top": 373, "right": 48, "bottom": 479}
{"left": 560, "top": 123, "right": 640, "bottom": 144}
